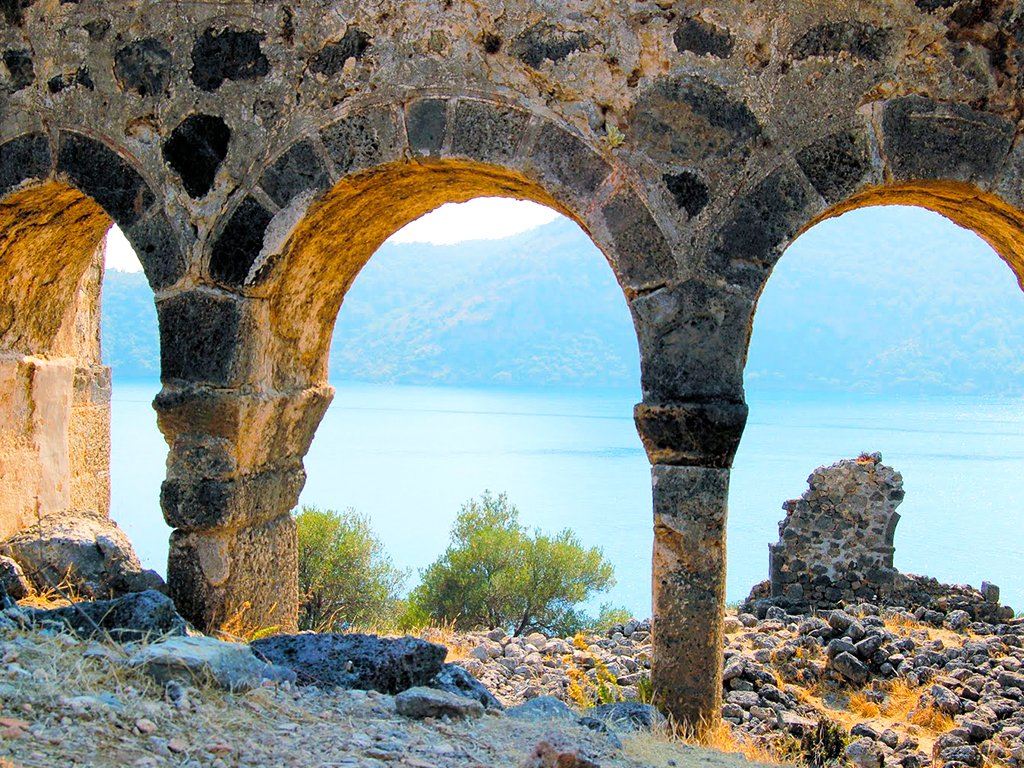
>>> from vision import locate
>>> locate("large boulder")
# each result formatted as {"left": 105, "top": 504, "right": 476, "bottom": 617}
{"left": 27, "top": 589, "right": 189, "bottom": 642}
{"left": 2, "top": 510, "right": 164, "bottom": 599}
{"left": 249, "top": 633, "right": 447, "bottom": 693}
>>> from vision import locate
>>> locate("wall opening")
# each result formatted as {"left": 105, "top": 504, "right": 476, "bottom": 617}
{"left": 733, "top": 204, "right": 1024, "bottom": 608}
{"left": 295, "top": 195, "right": 650, "bottom": 627}
{"left": 0, "top": 181, "right": 165, "bottom": 594}
{"left": 101, "top": 225, "right": 166, "bottom": 575}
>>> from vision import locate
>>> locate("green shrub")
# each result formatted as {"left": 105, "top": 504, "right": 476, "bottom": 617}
{"left": 294, "top": 506, "right": 408, "bottom": 632}
{"left": 588, "top": 603, "right": 634, "bottom": 634}
{"left": 406, "top": 491, "right": 614, "bottom": 636}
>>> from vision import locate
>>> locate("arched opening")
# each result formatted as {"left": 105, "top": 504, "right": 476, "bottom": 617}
{"left": 737, "top": 195, "right": 1024, "bottom": 609}
{"left": 295, "top": 194, "right": 649, "bottom": 625}
{"left": 0, "top": 179, "right": 166, "bottom": 594}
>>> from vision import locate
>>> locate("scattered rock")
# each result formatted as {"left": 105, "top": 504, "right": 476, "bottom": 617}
{"left": 583, "top": 702, "right": 666, "bottom": 732}
{"left": 521, "top": 733, "right": 602, "bottom": 768}
{"left": 250, "top": 633, "right": 446, "bottom": 693}
{"left": 128, "top": 635, "right": 287, "bottom": 692}
{"left": 430, "top": 662, "right": 503, "bottom": 710}
{"left": 395, "top": 686, "right": 485, "bottom": 719}
{"left": 27, "top": 589, "right": 188, "bottom": 642}
{"left": 506, "top": 696, "right": 576, "bottom": 721}
{"left": 0, "top": 556, "right": 31, "bottom": 600}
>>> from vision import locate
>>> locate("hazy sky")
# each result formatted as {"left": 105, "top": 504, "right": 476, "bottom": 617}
{"left": 104, "top": 197, "right": 561, "bottom": 272}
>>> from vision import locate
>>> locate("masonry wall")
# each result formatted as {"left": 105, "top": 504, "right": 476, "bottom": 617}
{"left": 769, "top": 453, "right": 904, "bottom": 607}
{"left": 2, "top": 0, "right": 1024, "bottom": 731}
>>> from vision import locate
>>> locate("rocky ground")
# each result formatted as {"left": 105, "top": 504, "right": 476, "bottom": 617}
{"left": 0, "top": 580, "right": 1021, "bottom": 767}
{"left": 450, "top": 598, "right": 1024, "bottom": 768}
{"left": 0, "top": 592, "right": 759, "bottom": 768}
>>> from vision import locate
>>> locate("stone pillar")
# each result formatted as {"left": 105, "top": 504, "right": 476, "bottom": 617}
{"left": 155, "top": 382, "right": 332, "bottom": 633}
{"left": 651, "top": 464, "right": 730, "bottom": 729}
{"left": 636, "top": 400, "right": 746, "bottom": 733}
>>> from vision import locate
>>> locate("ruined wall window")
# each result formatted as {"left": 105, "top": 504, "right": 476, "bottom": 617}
{"left": 731, "top": 205, "right": 1024, "bottom": 609}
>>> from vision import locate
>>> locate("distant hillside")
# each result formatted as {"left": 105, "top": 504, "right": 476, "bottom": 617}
{"left": 101, "top": 208, "right": 1024, "bottom": 394}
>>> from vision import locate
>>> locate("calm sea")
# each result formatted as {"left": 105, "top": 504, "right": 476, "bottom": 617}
{"left": 111, "top": 380, "right": 1024, "bottom": 617}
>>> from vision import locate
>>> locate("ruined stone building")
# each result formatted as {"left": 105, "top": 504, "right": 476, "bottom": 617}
{"left": 2, "top": 0, "right": 1024, "bottom": 728}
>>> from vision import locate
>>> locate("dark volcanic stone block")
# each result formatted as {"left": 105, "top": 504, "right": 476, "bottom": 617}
{"left": 0, "top": 132, "right": 50, "bottom": 197}
{"left": 602, "top": 191, "right": 674, "bottom": 289}
{"left": 662, "top": 171, "right": 709, "bottom": 218}
{"left": 309, "top": 28, "right": 371, "bottom": 76}
{"left": 796, "top": 129, "right": 873, "bottom": 204}
{"left": 57, "top": 131, "right": 154, "bottom": 227}
{"left": 47, "top": 67, "right": 93, "bottom": 93}
{"left": 209, "top": 196, "right": 273, "bottom": 287}
{"left": 124, "top": 210, "right": 186, "bottom": 290}
{"left": 114, "top": 38, "right": 172, "bottom": 97}
{"left": 406, "top": 99, "right": 447, "bottom": 154}
{"left": 157, "top": 290, "right": 242, "bottom": 384}
{"left": 260, "top": 139, "right": 330, "bottom": 207}
{"left": 673, "top": 17, "right": 734, "bottom": 58}
{"left": 529, "top": 122, "right": 610, "bottom": 199}
{"left": 191, "top": 28, "right": 269, "bottom": 92}
{"left": 791, "top": 22, "right": 891, "bottom": 61}
{"left": 510, "top": 23, "right": 593, "bottom": 68}
{"left": 632, "top": 281, "right": 753, "bottom": 402}
{"left": 630, "top": 76, "right": 761, "bottom": 165}
{"left": 882, "top": 96, "right": 1015, "bottom": 184}
{"left": 712, "top": 165, "right": 810, "bottom": 269}
{"left": 2, "top": 48, "right": 34, "bottom": 91}
{"left": 163, "top": 114, "right": 231, "bottom": 199}
{"left": 1, "top": 0, "right": 34, "bottom": 27}
{"left": 28, "top": 590, "right": 188, "bottom": 642}
{"left": 250, "top": 633, "right": 447, "bottom": 693}
{"left": 320, "top": 108, "right": 400, "bottom": 175}
{"left": 634, "top": 400, "right": 749, "bottom": 468}
{"left": 450, "top": 100, "right": 528, "bottom": 163}
{"left": 161, "top": 467, "right": 306, "bottom": 530}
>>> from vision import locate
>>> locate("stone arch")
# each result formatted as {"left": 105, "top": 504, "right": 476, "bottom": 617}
{"left": 730, "top": 97, "right": 1024, "bottom": 602}
{"left": 154, "top": 96, "right": 735, "bottom": 727}
{"left": 0, "top": 129, "right": 183, "bottom": 542}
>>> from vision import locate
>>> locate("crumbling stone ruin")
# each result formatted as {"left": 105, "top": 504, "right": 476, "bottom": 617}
{"left": 769, "top": 452, "right": 904, "bottom": 606}
{"left": 748, "top": 453, "right": 1016, "bottom": 624}
{"left": 3, "top": 0, "right": 1024, "bottom": 730}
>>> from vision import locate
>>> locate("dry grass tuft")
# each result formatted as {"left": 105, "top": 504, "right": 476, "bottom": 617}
{"left": 909, "top": 704, "right": 956, "bottom": 734}
{"left": 660, "top": 716, "right": 797, "bottom": 765}
{"left": 847, "top": 690, "right": 881, "bottom": 719}
{"left": 881, "top": 678, "right": 922, "bottom": 721}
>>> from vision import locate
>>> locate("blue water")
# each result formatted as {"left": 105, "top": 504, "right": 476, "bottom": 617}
{"left": 110, "top": 380, "right": 1024, "bottom": 617}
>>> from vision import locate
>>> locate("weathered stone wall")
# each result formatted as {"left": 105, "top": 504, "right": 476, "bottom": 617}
{"left": 2, "top": 0, "right": 1024, "bottom": 730}
{"left": 768, "top": 453, "right": 904, "bottom": 607}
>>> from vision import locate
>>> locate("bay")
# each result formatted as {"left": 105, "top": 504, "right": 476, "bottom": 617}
{"left": 110, "top": 379, "right": 1024, "bottom": 617}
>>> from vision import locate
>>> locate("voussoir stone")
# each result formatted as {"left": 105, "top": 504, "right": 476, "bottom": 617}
{"left": 249, "top": 633, "right": 446, "bottom": 693}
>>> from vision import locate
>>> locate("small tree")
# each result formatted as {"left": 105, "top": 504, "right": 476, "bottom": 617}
{"left": 407, "top": 492, "right": 614, "bottom": 635}
{"left": 294, "top": 506, "right": 408, "bottom": 631}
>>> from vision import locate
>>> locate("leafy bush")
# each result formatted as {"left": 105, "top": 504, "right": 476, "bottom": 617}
{"left": 406, "top": 491, "right": 614, "bottom": 636}
{"left": 294, "top": 506, "right": 408, "bottom": 631}
{"left": 588, "top": 603, "right": 634, "bottom": 634}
